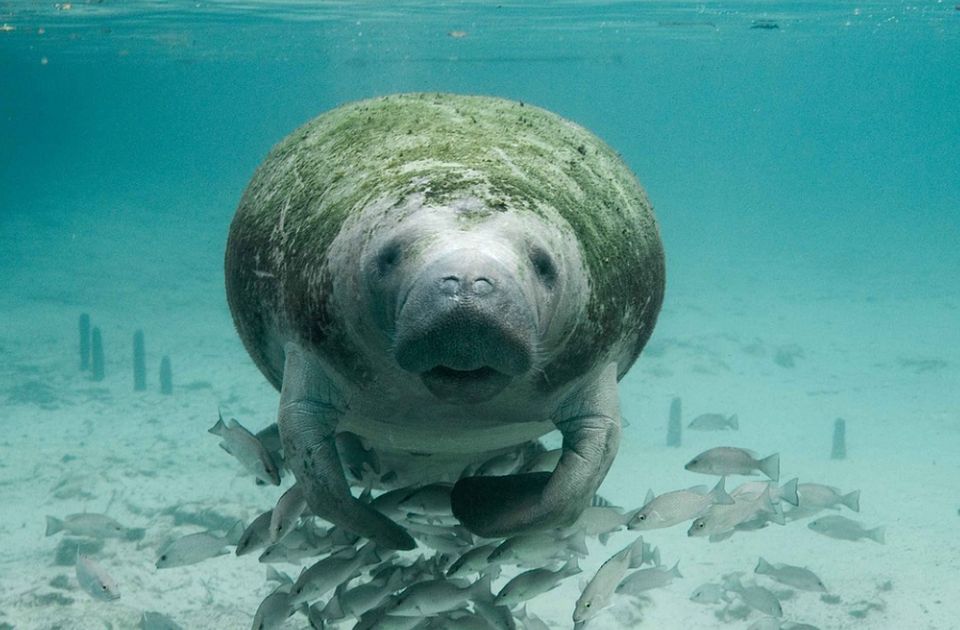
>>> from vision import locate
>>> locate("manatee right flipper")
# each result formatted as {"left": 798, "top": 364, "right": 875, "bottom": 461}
{"left": 277, "top": 342, "right": 415, "bottom": 550}
{"left": 452, "top": 362, "right": 621, "bottom": 538}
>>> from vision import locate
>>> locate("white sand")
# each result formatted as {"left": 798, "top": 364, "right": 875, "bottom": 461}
{"left": 1, "top": 205, "right": 957, "bottom": 629}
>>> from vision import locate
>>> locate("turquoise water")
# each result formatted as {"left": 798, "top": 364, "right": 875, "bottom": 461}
{"left": 1, "top": 2, "right": 958, "bottom": 629}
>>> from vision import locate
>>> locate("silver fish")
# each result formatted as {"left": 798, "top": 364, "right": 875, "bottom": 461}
{"left": 807, "top": 515, "right": 884, "bottom": 543}
{"left": 269, "top": 484, "right": 306, "bottom": 543}
{"left": 755, "top": 557, "right": 826, "bottom": 592}
{"left": 236, "top": 509, "right": 273, "bottom": 556}
{"left": 448, "top": 543, "right": 501, "bottom": 577}
{"left": 516, "top": 606, "right": 551, "bottom": 630}
{"left": 472, "top": 600, "right": 518, "bottom": 630}
{"left": 688, "top": 413, "right": 739, "bottom": 431}
{"left": 689, "top": 582, "right": 727, "bottom": 604}
{"left": 336, "top": 431, "right": 381, "bottom": 480}
{"left": 689, "top": 486, "right": 777, "bottom": 537}
{"left": 398, "top": 483, "right": 454, "bottom": 515}
{"left": 731, "top": 478, "right": 800, "bottom": 507}
{"left": 732, "top": 582, "right": 782, "bottom": 617}
{"left": 46, "top": 513, "right": 127, "bottom": 539}
{"left": 489, "top": 529, "right": 587, "bottom": 566}
{"left": 521, "top": 448, "right": 563, "bottom": 473}
{"left": 474, "top": 450, "right": 524, "bottom": 476}
{"left": 324, "top": 567, "right": 404, "bottom": 620}
{"left": 685, "top": 447, "right": 779, "bottom": 481}
{"left": 564, "top": 506, "right": 634, "bottom": 543}
{"left": 615, "top": 561, "right": 682, "bottom": 596}
{"left": 574, "top": 541, "right": 634, "bottom": 622}
{"left": 209, "top": 412, "right": 281, "bottom": 485}
{"left": 630, "top": 477, "right": 734, "bottom": 530}
{"left": 797, "top": 483, "right": 860, "bottom": 511}
{"left": 495, "top": 559, "right": 579, "bottom": 608}
{"left": 288, "top": 543, "right": 380, "bottom": 606}
{"left": 76, "top": 553, "right": 120, "bottom": 601}
{"left": 251, "top": 589, "right": 292, "bottom": 630}
{"left": 156, "top": 523, "right": 241, "bottom": 568}
{"left": 389, "top": 574, "right": 492, "bottom": 616}
{"left": 139, "top": 611, "right": 184, "bottom": 630}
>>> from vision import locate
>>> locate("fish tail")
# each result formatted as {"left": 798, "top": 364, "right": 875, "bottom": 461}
{"left": 759, "top": 453, "right": 780, "bottom": 482}
{"left": 710, "top": 477, "right": 735, "bottom": 505}
{"left": 755, "top": 556, "right": 773, "bottom": 575}
{"left": 728, "top": 414, "right": 739, "bottom": 430}
{"left": 652, "top": 546, "right": 662, "bottom": 567}
{"left": 870, "top": 526, "right": 885, "bottom": 544}
{"left": 779, "top": 478, "right": 800, "bottom": 507}
{"left": 208, "top": 415, "right": 226, "bottom": 436}
{"left": 670, "top": 561, "right": 682, "bottom": 579}
{"left": 842, "top": 490, "right": 861, "bottom": 513}
{"left": 44, "top": 516, "right": 63, "bottom": 536}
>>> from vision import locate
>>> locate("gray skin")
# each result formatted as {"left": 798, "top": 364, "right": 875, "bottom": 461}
{"left": 225, "top": 93, "right": 665, "bottom": 549}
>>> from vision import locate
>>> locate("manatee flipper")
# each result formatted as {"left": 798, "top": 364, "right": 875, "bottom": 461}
{"left": 278, "top": 342, "right": 415, "bottom": 550}
{"left": 452, "top": 362, "right": 621, "bottom": 538}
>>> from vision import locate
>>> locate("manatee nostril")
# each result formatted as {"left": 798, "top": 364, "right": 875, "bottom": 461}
{"left": 441, "top": 276, "right": 460, "bottom": 295}
{"left": 473, "top": 278, "right": 494, "bottom": 296}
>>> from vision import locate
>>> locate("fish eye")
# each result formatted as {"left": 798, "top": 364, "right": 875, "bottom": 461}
{"left": 159, "top": 554, "right": 167, "bottom": 561}
{"left": 637, "top": 514, "right": 646, "bottom": 521}
{"left": 696, "top": 522, "right": 705, "bottom": 529}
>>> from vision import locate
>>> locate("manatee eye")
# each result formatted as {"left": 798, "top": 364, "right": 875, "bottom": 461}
{"left": 529, "top": 246, "right": 557, "bottom": 287}
{"left": 377, "top": 241, "right": 403, "bottom": 276}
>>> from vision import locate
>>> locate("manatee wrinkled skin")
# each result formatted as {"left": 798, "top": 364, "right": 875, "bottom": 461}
{"left": 225, "top": 93, "right": 665, "bottom": 549}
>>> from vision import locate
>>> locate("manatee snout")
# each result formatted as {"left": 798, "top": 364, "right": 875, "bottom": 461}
{"left": 392, "top": 249, "right": 536, "bottom": 402}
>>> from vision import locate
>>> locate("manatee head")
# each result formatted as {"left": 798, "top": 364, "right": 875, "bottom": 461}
{"left": 354, "top": 194, "right": 586, "bottom": 404}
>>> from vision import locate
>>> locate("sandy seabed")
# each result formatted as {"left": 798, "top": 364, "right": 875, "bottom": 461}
{"left": 1, "top": 210, "right": 957, "bottom": 630}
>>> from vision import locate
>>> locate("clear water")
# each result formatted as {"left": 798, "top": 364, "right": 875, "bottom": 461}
{"left": 1, "top": 2, "right": 958, "bottom": 629}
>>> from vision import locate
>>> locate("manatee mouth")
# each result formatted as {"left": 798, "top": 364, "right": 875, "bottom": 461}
{"left": 420, "top": 365, "right": 512, "bottom": 403}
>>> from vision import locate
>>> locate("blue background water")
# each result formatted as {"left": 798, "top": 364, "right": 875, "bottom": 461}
{"left": 4, "top": 1, "right": 958, "bottom": 298}
{"left": 1, "top": 2, "right": 958, "bottom": 628}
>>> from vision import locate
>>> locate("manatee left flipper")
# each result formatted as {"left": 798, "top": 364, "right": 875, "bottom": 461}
{"left": 278, "top": 342, "right": 415, "bottom": 550}
{"left": 451, "top": 362, "right": 621, "bottom": 538}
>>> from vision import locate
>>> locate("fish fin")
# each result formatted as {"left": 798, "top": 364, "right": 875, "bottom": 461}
{"left": 779, "top": 478, "right": 800, "bottom": 507}
{"left": 225, "top": 520, "right": 244, "bottom": 545}
{"left": 562, "top": 556, "right": 581, "bottom": 575}
{"left": 326, "top": 585, "right": 345, "bottom": 619}
{"left": 728, "top": 414, "right": 739, "bottom": 430}
{"left": 217, "top": 442, "right": 233, "bottom": 456}
{"left": 625, "top": 536, "right": 644, "bottom": 569}
{"left": 598, "top": 532, "right": 610, "bottom": 545}
{"left": 670, "top": 561, "right": 682, "bottom": 579}
{"left": 644, "top": 489, "right": 655, "bottom": 505}
{"left": 591, "top": 494, "right": 616, "bottom": 508}
{"left": 44, "top": 515, "right": 63, "bottom": 537}
{"left": 710, "top": 477, "right": 735, "bottom": 505}
{"left": 757, "top": 486, "right": 777, "bottom": 514}
{"left": 758, "top": 453, "right": 780, "bottom": 482}
{"left": 843, "top": 490, "right": 861, "bottom": 512}
{"left": 870, "top": 526, "right": 886, "bottom": 544}
{"left": 652, "top": 546, "right": 661, "bottom": 567}
{"left": 472, "top": 573, "right": 496, "bottom": 603}
{"left": 709, "top": 531, "right": 734, "bottom": 543}
{"left": 208, "top": 415, "right": 226, "bottom": 437}
{"left": 755, "top": 557, "right": 773, "bottom": 575}
{"left": 769, "top": 504, "right": 786, "bottom": 525}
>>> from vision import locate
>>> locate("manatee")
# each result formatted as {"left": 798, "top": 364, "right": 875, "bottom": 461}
{"left": 225, "top": 93, "right": 665, "bottom": 549}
